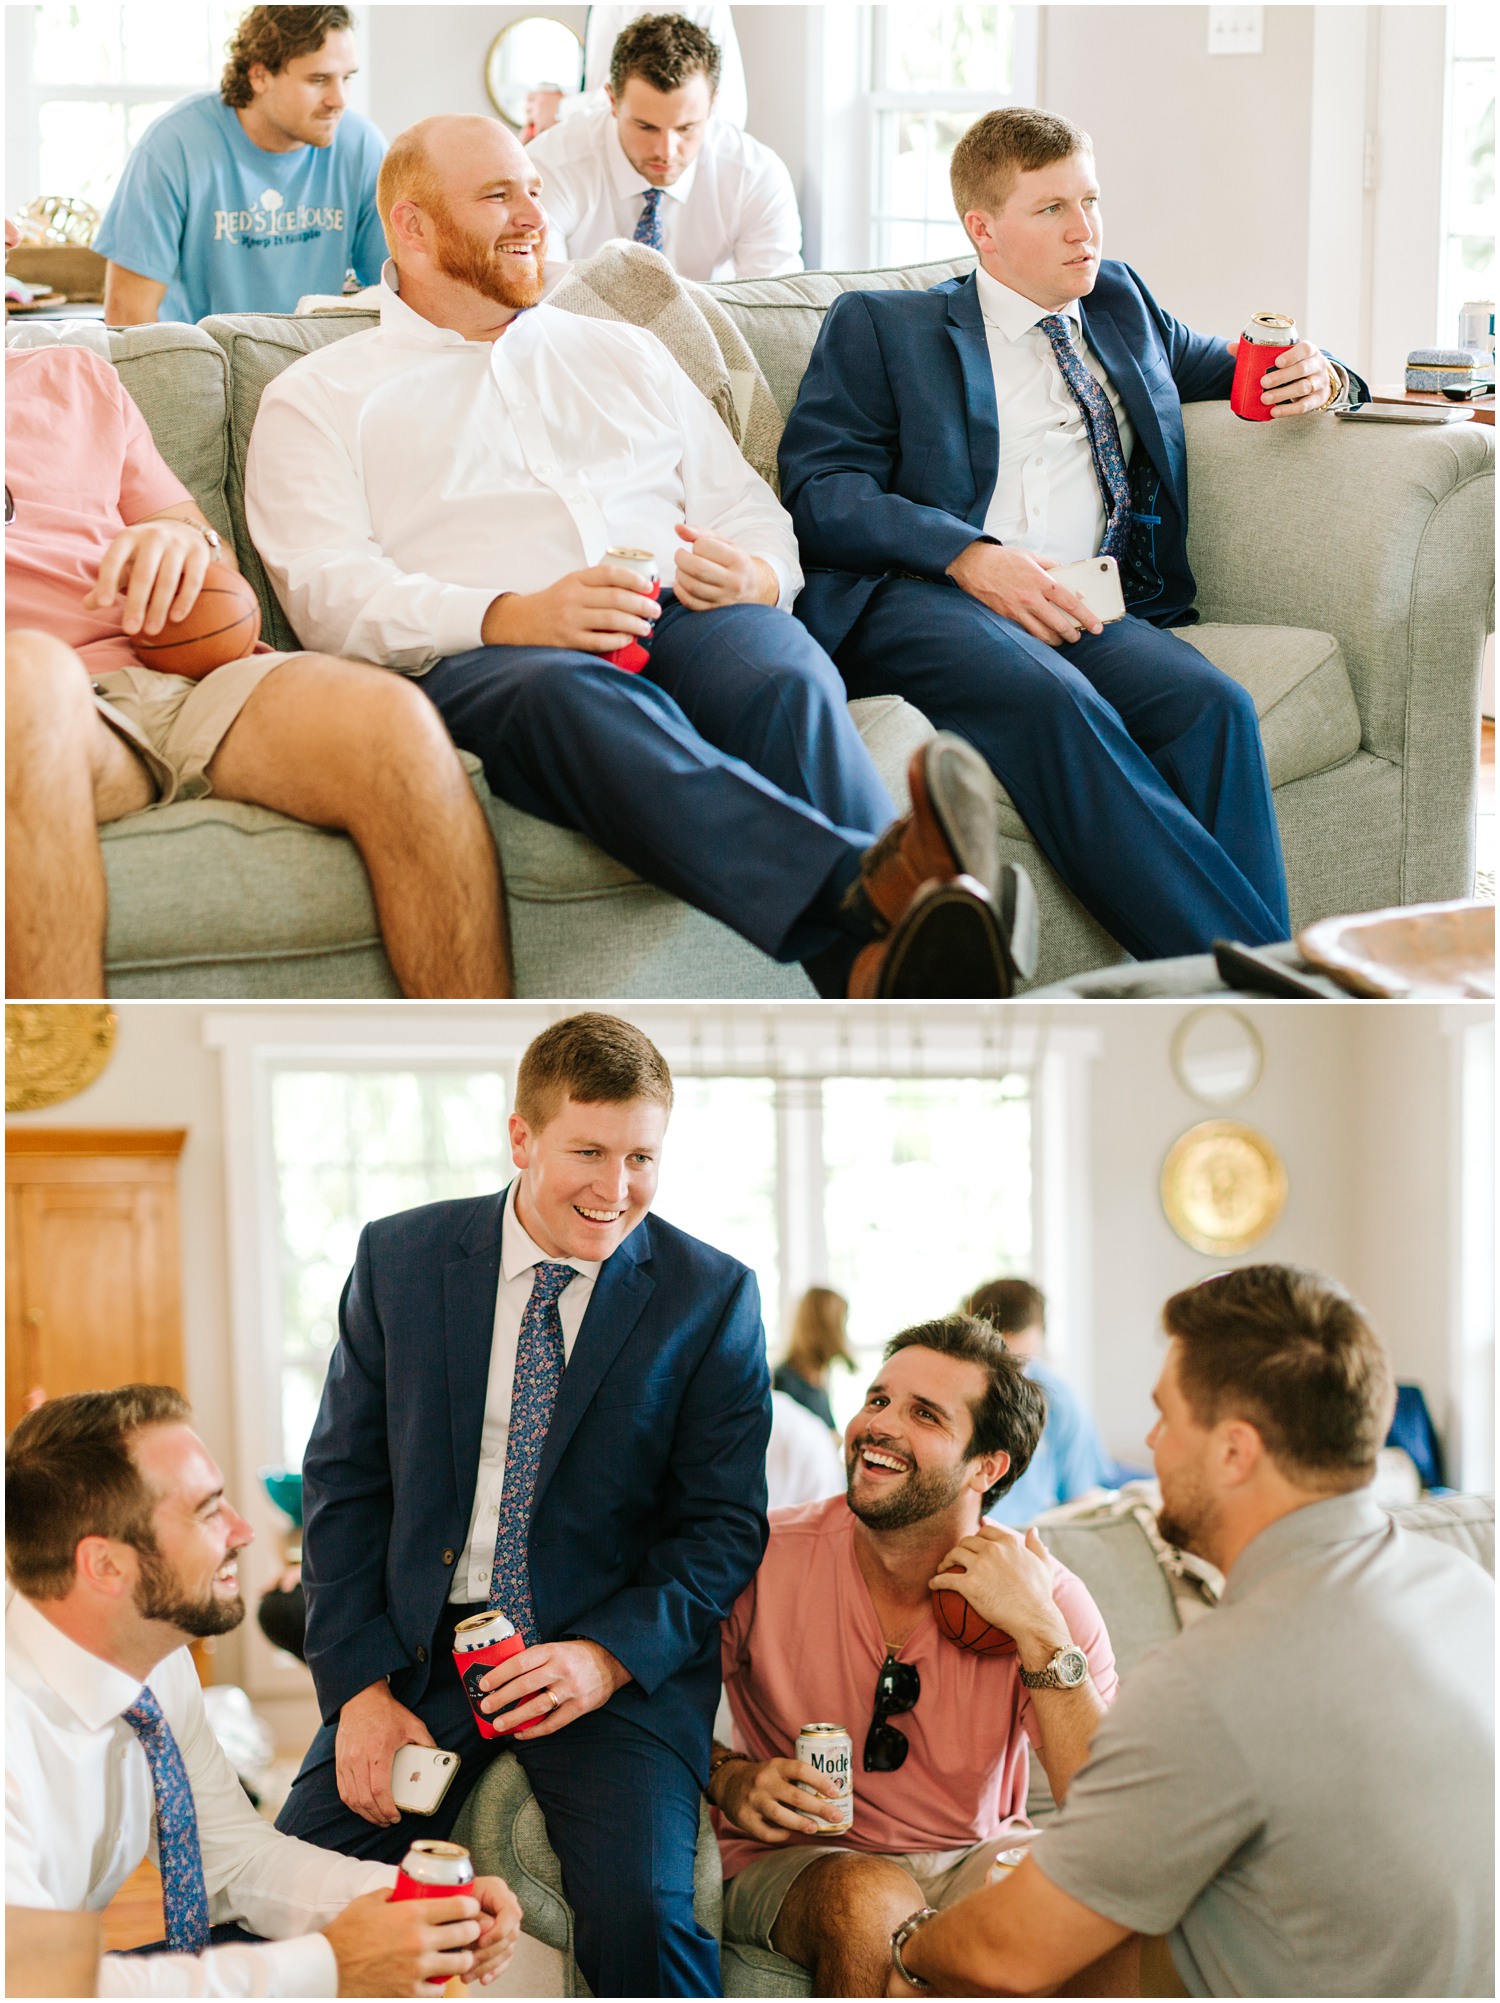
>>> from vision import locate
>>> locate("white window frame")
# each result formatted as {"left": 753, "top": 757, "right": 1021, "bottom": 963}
{"left": 205, "top": 1005, "right": 1097, "bottom": 1701}
{"left": 866, "top": 5, "right": 1039, "bottom": 269}
{"left": 1437, "top": 4, "right": 1495, "bottom": 351}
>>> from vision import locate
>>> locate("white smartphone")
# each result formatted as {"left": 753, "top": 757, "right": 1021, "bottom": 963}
{"left": 391, "top": 1744, "right": 462, "bottom": 1816}
{"left": 1048, "top": 554, "right": 1126, "bottom": 625}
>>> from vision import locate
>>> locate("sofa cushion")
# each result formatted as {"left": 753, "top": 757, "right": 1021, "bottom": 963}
{"left": 6, "top": 320, "right": 233, "bottom": 542}
{"left": 1183, "top": 622, "right": 1362, "bottom": 786}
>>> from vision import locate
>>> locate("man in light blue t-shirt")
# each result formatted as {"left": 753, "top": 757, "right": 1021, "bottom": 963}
{"left": 96, "top": 3, "right": 386, "bottom": 324}
{"left": 965, "top": 1277, "right": 1114, "bottom": 1526}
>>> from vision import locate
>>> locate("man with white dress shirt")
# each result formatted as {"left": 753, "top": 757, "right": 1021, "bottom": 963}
{"left": 245, "top": 112, "right": 1035, "bottom": 1001}
{"left": 781, "top": 108, "right": 1367, "bottom": 965}
{"left": 4, "top": 1382, "right": 522, "bottom": 1997}
{"left": 526, "top": 13, "right": 800, "bottom": 280}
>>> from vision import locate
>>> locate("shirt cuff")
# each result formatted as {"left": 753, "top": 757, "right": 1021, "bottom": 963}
{"left": 759, "top": 555, "right": 795, "bottom": 610}
{"left": 431, "top": 584, "right": 506, "bottom": 663}
{"left": 1324, "top": 360, "right": 1352, "bottom": 413}
{"left": 97, "top": 1933, "right": 340, "bottom": 1997}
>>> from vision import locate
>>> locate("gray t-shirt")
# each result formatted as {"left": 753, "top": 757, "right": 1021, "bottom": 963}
{"left": 1033, "top": 1491, "right": 1494, "bottom": 1997}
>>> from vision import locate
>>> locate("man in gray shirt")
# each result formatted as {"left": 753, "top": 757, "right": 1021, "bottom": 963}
{"left": 886, "top": 1264, "right": 1495, "bottom": 1999}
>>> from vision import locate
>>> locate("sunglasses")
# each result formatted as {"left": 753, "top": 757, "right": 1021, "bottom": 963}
{"left": 4, "top": 486, "right": 12, "bottom": 526}
{"left": 864, "top": 1655, "right": 920, "bottom": 1771}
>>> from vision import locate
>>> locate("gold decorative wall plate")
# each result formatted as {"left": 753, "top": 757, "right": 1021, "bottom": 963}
{"left": 1161, "top": 1120, "right": 1287, "bottom": 1255}
{"left": 5, "top": 1005, "right": 118, "bottom": 1113}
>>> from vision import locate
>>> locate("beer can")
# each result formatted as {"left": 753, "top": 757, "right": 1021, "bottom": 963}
{"left": 602, "top": 545, "right": 661, "bottom": 674}
{"left": 391, "top": 1840, "right": 475, "bottom": 1987}
{"left": 1229, "top": 311, "right": 1299, "bottom": 422}
{"left": 794, "top": 1722, "right": 853, "bottom": 1835}
{"left": 985, "top": 1845, "right": 1032, "bottom": 1888}
{"left": 452, "top": 1609, "right": 527, "bottom": 1741}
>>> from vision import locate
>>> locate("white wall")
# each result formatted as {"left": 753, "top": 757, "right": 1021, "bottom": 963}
{"left": 362, "top": 5, "right": 588, "bottom": 140}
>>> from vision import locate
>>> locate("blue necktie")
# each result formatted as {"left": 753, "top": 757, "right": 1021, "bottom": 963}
{"left": 123, "top": 1688, "right": 212, "bottom": 1954}
{"left": 487, "top": 1262, "right": 576, "bottom": 1644}
{"left": 633, "top": 187, "right": 665, "bottom": 253}
{"left": 1038, "top": 313, "right": 1132, "bottom": 560}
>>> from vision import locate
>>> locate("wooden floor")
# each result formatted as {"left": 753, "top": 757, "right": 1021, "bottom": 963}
{"left": 1479, "top": 718, "right": 1495, "bottom": 895}
{"left": 102, "top": 1859, "right": 165, "bottom": 1952}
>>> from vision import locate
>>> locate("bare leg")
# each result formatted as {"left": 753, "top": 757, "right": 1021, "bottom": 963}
{"left": 207, "top": 654, "right": 511, "bottom": 997}
{"left": 1059, "top": 1934, "right": 1143, "bottom": 1995}
{"left": 770, "top": 1852, "right": 925, "bottom": 1997}
{"left": 5, "top": 631, "right": 154, "bottom": 997}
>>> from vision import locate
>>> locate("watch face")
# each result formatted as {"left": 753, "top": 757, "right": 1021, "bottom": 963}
{"left": 1057, "top": 1647, "right": 1089, "bottom": 1687}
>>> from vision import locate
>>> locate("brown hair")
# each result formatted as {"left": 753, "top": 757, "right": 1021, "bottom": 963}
{"left": 783, "top": 1287, "right": 854, "bottom": 1377}
{"left": 1163, "top": 1266, "right": 1394, "bottom": 1487}
{"left": 221, "top": 5, "right": 354, "bottom": 108}
{"left": 950, "top": 106, "right": 1092, "bottom": 226}
{"left": 964, "top": 1276, "right": 1046, "bottom": 1340}
{"left": 884, "top": 1313, "right": 1045, "bottom": 1510}
{"left": 609, "top": 13, "right": 721, "bottom": 98}
{"left": 5, "top": 1385, "right": 191, "bottom": 1600}
{"left": 514, "top": 1012, "right": 674, "bottom": 1130}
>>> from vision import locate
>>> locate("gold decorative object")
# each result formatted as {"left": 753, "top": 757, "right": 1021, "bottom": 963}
{"left": 5, "top": 1005, "right": 118, "bottom": 1113}
{"left": 20, "top": 194, "right": 102, "bottom": 248}
{"left": 484, "top": 16, "right": 583, "bottom": 128}
{"left": 1161, "top": 1120, "right": 1287, "bottom": 1256}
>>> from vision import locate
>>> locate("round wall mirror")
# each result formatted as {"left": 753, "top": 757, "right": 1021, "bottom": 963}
{"left": 484, "top": 17, "right": 584, "bottom": 133}
{"left": 1169, "top": 1008, "right": 1264, "bottom": 1108}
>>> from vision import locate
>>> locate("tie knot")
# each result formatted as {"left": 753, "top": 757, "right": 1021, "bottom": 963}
{"left": 529, "top": 1261, "right": 576, "bottom": 1306}
{"left": 641, "top": 187, "right": 662, "bottom": 214}
{"left": 1038, "top": 313, "right": 1072, "bottom": 347}
{"left": 123, "top": 1688, "right": 164, "bottom": 1735}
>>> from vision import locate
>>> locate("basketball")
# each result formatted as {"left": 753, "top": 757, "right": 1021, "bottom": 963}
{"left": 133, "top": 564, "right": 261, "bottom": 679}
{"left": 932, "top": 1569, "right": 1017, "bottom": 1656}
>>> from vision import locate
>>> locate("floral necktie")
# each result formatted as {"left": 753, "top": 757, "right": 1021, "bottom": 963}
{"left": 1038, "top": 312, "right": 1132, "bottom": 560}
{"left": 633, "top": 187, "right": 665, "bottom": 252}
{"left": 487, "top": 1262, "right": 576, "bottom": 1644}
{"left": 123, "top": 1687, "right": 211, "bottom": 1953}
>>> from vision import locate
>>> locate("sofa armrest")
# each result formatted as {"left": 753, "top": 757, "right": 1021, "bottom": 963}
{"left": 1183, "top": 404, "right": 1494, "bottom": 899}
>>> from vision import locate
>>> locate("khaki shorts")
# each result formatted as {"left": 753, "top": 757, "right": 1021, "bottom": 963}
{"left": 92, "top": 650, "right": 299, "bottom": 807}
{"left": 722, "top": 1827, "right": 1033, "bottom": 1952}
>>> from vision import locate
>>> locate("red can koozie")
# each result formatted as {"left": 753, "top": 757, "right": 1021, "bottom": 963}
{"left": 452, "top": 1609, "right": 528, "bottom": 1739}
{"left": 391, "top": 1839, "right": 474, "bottom": 1987}
{"left": 1230, "top": 311, "right": 1298, "bottom": 421}
{"left": 603, "top": 545, "right": 660, "bottom": 672}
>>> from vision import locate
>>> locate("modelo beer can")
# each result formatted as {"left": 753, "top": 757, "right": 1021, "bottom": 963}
{"left": 453, "top": 1609, "right": 527, "bottom": 1740}
{"left": 795, "top": 1722, "right": 854, "bottom": 1835}
{"left": 391, "top": 1839, "right": 475, "bottom": 1987}
{"left": 1229, "top": 311, "right": 1298, "bottom": 421}
{"left": 603, "top": 545, "right": 660, "bottom": 673}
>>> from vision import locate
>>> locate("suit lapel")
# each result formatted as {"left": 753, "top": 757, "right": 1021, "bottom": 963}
{"left": 1079, "top": 302, "right": 1185, "bottom": 519}
{"left": 944, "top": 276, "right": 1000, "bottom": 526}
{"left": 532, "top": 1217, "right": 656, "bottom": 1508}
{"left": 445, "top": 1189, "right": 505, "bottom": 1520}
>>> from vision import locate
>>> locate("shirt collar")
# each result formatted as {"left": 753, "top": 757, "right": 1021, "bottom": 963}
{"left": 8, "top": 1590, "right": 150, "bottom": 1734}
{"left": 377, "top": 261, "right": 477, "bottom": 347}
{"left": 500, "top": 1179, "right": 602, "bottom": 1286}
{"left": 1222, "top": 1488, "right": 1389, "bottom": 1606}
{"left": 603, "top": 111, "right": 701, "bottom": 208}
{"left": 974, "top": 263, "right": 1082, "bottom": 342}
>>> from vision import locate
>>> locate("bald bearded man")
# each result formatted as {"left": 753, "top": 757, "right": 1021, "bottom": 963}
{"left": 241, "top": 114, "right": 1036, "bottom": 1003}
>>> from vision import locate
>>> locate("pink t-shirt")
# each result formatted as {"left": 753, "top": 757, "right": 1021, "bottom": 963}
{"left": 716, "top": 1495, "right": 1118, "bottom": 1879}
{"left": 4, "top": 345, "right": 194, "bottom": 675}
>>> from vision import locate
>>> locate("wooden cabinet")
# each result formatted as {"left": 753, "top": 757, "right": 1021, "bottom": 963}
{"left": 5, "top": 1129, "right": 187, "bottom": 1436}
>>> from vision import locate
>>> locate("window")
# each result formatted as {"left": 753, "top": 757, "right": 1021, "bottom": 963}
{"left": 15, "top": 2, "right": 241, "bottom": 215}
{"left": 1440, "top": 3, "right": 1495, "bottom": 350}
{"left": 868, "top": 5, "right": 1037, "bottom": 267}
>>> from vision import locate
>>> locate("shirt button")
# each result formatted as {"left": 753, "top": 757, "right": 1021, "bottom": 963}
{"left": 1033, "top": 455, "right": 1044, "bottom": 466}
{"left": 442, "top": 1548, "right": 456, "bottom": 1566}
{"left": 416, "top": 1645, "right": 428, "bottom": 1663}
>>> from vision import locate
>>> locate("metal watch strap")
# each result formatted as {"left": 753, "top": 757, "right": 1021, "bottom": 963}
{"left": 197, "top": 524, "right": 221, "bottom": 554}
{"left": 1019, "top": 1645, "right": 1088, "bottom": 1690}
{"left": 890, "top": 1907, "right": 938, "bottom": 1992}
{"left": 706, "top": 1749, "right": 751, "bottom": 1800}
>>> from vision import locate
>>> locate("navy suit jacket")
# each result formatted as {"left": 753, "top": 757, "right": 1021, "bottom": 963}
{"left": 780, "top": 260, "right": 1365, "bottom": 651}
{"left": 299, "top": 1185, "right": 771, "bottom": 1773}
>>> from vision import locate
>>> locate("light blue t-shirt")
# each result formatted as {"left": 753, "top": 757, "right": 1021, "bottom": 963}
{"left": 94, "top": 92, "right": 386, "bottom": 323}
{"left": 987, "top": 1357, "right": 1113, "bottom": 1527}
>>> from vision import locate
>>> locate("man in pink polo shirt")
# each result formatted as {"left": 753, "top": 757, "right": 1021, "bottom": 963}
{"left": 4, "top": 273, "right": 508, "bottom": 997}
{"left": 710, "top": 1311, "right": 1117, "bottom": 1995}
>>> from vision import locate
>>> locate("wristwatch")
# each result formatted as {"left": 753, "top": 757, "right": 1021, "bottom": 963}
{"left": 194, "top": 523, "right": 222, "bottom": 556}
{"left": 1018, "top": 1644, "right": 1090, "bottom": 1690}
{"left": 890, "top": 1907, "right": 938, "bottom": 1992}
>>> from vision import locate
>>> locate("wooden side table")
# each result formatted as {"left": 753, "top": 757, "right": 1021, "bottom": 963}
{"left": 1371, "top": 383, "right": 1494, "bottom": 426}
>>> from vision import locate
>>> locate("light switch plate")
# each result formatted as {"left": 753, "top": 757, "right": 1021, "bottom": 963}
{"left": 1207, "top": 6, "right": 1264, "bottom": 55}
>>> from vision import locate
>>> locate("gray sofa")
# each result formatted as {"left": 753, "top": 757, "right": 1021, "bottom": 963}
{"left": 449, "top": 1492, "right": 1495, "bottom": 1997}
{"left": 13, "top": 263, "right": 1492, "bottom": 996}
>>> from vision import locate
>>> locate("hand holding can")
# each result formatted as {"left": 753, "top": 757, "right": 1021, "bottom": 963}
{"left": 602, "top": 546, "right": 660, "bottom": 672}
{"left": 390, "top": 1840, "right": 475, "bottom": 1988}
{"left": 453, "top": 1610, "right": 527, "bottom": 1740}
{"left": 1229, "top": 311, "right": 1298, "bottom": 421}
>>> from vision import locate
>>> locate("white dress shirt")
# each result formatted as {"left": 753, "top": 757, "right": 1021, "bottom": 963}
{"left": 450, "top": 1182, "right": 603, "bottom": 1603}
{"left": 526, "top": 103, "right": 801, "bottom": 281}
{"left": 4, "top": 1592, "right": 394, "bottom": 1997}
{"left": 974, "top": 265, "right": 1138, "bottom": 566}
{"left": 245, "top": 264, "right": 802, "bottom": 673}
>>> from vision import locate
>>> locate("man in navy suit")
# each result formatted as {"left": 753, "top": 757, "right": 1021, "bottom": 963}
{"left": 781, "top": 107, "right": 1366, "bottom": 965}
{"left": 276, "top": 1012, "right": 771, "bottom": 1997}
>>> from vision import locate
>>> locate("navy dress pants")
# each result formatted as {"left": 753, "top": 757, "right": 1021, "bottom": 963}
{"left": 420, "top": 594, "right": 896, "bottom": 976}
{"left": 276, "top": 1609, "right": 719, "bottom": 1996}
{"left": 834, "top": 579, "right": 1290, "bottom": 961}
